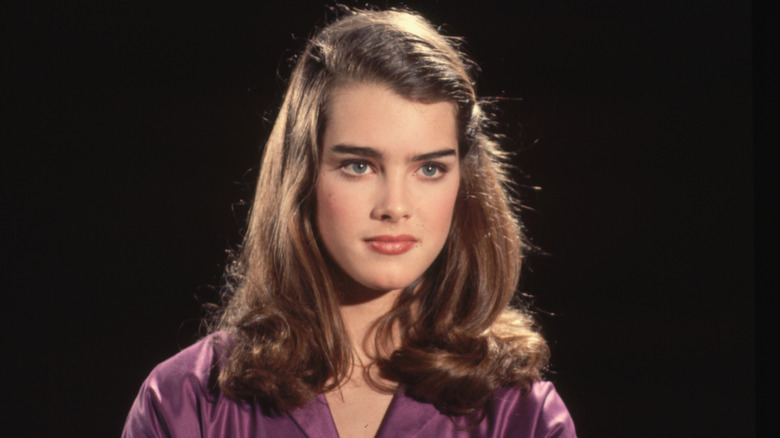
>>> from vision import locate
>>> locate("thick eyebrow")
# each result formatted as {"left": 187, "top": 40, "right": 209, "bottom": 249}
{"left": 330, "top": 145, "right": 383, "bottom": 159}
{"left": 330, "top": 144, "right": 457, "bottom": 162}
{"left": 410, "top": 149, "right": 457, "bottom": 162}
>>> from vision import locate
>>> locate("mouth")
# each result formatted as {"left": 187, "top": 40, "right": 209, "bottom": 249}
{"left": 364, "top": 235, "right": 418, "bottom": 255}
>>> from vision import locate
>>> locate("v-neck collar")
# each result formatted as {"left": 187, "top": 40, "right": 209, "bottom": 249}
{"left": 286, "top": 391, "right": 439, "bottom": 438}
{"left": 286, "top": 394, "right": 340, "bottom": 438}
{"left": 376, "top": 392, "right": 439, "bottom": 438}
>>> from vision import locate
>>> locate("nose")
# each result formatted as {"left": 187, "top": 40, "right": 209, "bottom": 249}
{"left": 371, "top": 175, "right": 411, "bottom": 222}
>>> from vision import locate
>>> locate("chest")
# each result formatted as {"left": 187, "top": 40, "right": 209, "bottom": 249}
{"left": 325, "top": 384, "right": 396, "bottom": 438}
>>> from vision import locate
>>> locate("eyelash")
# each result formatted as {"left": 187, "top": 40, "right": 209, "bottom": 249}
{"left": 337, "top": 160, "right": 449, "bottom": 179}
{"left": 338, "top": 160, "right": 373, "bottom": 178}
{"left": 418, "top": 162, "right": 448, "bottom": 178}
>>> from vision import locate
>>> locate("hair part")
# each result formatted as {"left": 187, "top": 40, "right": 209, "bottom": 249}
{"left": 214, "top": 7, "right": 549, "bottom": 416}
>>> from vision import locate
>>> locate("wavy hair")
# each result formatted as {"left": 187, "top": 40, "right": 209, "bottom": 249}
{"left": 214, "top": 8, "right": 549, "bottom": 416}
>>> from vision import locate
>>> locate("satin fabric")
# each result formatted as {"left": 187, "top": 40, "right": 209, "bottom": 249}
{"left": 123, "top": 333, "right": 576, "bottom": 437}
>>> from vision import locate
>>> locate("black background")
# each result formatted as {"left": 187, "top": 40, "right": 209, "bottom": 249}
{"left": 4, "top": 1, "right": 755, "bottom": 436}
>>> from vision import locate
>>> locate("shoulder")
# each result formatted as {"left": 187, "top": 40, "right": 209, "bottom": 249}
{"left": 139, "top": 331, "right": 230, "bottom": 406}
{"left": 122, "top": 332, "right": 234, "bottom": 437}
{"left": 488, "top": 381, "right": 577, "bottom": 438}
{"left": 123, "top": 332, "right": 323, "bottom": 438}
{"left": 147, "top": 332, "right": 228, "bottom": 389}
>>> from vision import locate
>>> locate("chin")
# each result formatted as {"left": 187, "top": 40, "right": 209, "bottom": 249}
{"left": 362, "top": 280, "right": 412, "bottom": 294}
{"left": 357, "top": 273, "right": 419, "bottom": 294}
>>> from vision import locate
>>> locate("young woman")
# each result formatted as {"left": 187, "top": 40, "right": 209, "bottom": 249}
{"left": 124, "top": 8, "right": 576, "bottom": 438}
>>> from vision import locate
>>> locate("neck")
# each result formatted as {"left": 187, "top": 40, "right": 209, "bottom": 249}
{"left": 338, "top": 286, "right": 402, "bottom": 366}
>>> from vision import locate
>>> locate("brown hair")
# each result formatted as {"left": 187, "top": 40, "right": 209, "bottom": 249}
{"left": 215, "top": 7, "right": 549, "bottom": 416}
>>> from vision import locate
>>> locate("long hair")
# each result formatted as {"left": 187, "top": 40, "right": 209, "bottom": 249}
{"left": 215, "top": 8, "right": 549, "bottom": 415}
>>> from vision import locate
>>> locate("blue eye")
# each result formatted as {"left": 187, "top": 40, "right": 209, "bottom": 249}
{"left": 348, "top": 162, "right": 369, "bottom": 174}
{"left": 420, "top": 163, "right": 441, "bottom": 177}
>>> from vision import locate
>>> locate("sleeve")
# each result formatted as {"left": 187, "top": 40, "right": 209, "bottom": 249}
{"left": 121, "top": 336, "right": 224, "bottom": 438}
{"left": 490, "top": 382, "right": 577, "bottom": 438}
{"left": 122, "top": 375, "right": 172, "bottom": 438}
{"left": 536, "top": 384, "right": 576, "bottom": 438}
{"left": 121, "top": 366, "right": 206, "bottom": 438}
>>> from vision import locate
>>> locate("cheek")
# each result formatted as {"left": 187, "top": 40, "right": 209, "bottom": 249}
{"left": 317, "top": 186, "right": 346, "bottom": 221}
{"left": 422, "top": 182, "right": 460, "bottom": 238}
{"left": 316, "top": 187, "right": 337, "bottom": 236}
{"left": 437, "top": 196, "right": 458, "bottom": 230}
{"left": 316, "top": 181, "right": 361, "bottom": 247}
{"left": 441, "top": 180, "right": 461, "bottom": 222}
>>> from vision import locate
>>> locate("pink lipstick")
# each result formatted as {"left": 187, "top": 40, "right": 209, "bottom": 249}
{"left": 365, "top": 235, "right": 417, "bottom": 255}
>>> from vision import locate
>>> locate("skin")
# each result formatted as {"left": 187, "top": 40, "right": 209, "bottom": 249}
{"left": 316, "top": 82, "right": 460, "bottom": 303}
{"left": 316, "top": 82, "right": 461, "bottom": 438}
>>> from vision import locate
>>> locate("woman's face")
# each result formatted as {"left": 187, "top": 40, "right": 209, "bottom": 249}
{"left": 316, "top": 83, "right": 460, "bottom": 297}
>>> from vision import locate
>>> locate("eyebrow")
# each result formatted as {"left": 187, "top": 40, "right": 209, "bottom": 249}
{"left": 411, "top": 149, "right": 457, "bottom": 162}
{"left": 330, "top": 144, "right": 457, "bottom": 162}
{"left": 330, "top": 145, "right": 383, "bottom": 159}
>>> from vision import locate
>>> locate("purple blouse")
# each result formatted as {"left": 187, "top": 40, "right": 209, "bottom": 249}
{"left": 123, "top": 334, "right": 576, "bottom": 437}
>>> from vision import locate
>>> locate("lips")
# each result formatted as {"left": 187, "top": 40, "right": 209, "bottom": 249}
{"left": 364, "top": 235, "right": 417, "bottom": 255}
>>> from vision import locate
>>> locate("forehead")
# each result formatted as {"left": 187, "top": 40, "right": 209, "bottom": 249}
{"left": 322, "top": 83, "right": 458, "bottom": 154}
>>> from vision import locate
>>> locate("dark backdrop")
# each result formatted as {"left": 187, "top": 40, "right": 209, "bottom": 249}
{"left": 4, "top": 1, "right": 754, "bottom": 436}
